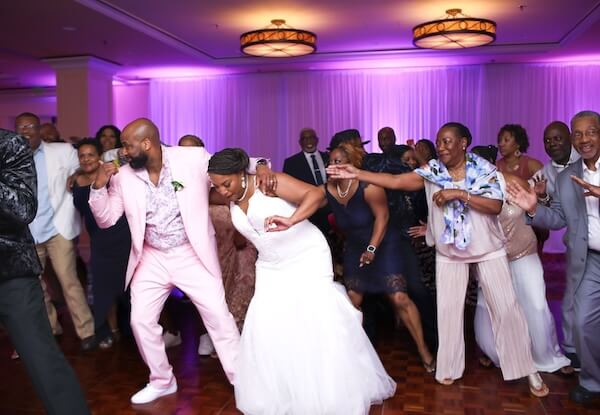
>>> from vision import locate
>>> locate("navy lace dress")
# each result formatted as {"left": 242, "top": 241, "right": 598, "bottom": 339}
{"left": 72, "top": 183, "right": 131, "bottom": 340}
{"left": 326, "top": 182, "right": 407, "bottom": 294}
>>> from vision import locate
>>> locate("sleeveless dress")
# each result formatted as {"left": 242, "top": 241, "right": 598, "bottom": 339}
{"left": 326, "top": 182, "right": 407, "bottom": 294}
{"left": 231, "top": 187, "right": 396, "bottom": 415}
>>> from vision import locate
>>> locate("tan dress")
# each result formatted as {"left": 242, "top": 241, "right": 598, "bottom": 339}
{"left": 209, "top": 205, "right": 256, "bottom": 330}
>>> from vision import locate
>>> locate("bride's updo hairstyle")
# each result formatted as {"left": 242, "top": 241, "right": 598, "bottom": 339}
{"left": 208, "top": 148, "right": 250, "bottom": 175}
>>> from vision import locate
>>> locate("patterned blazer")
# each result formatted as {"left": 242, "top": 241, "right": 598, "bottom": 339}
{"left": 0, "top": 129, "right": 42, "bottom": 281}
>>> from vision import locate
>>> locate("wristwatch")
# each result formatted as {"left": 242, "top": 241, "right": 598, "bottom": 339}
{"left": 366, "top": 245, "right": 377, "bottom": 254}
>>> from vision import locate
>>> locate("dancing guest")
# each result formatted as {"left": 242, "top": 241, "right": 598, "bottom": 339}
{"left": 0, "top": 129, "right": 90, "bottom": 415}
{"left": 377, "top": 127, "right": 400, "bottom": 155}
{"left": 507, "top": 110, "right": 600, "bottom": 404}
{"left": 532, "top": 121, "right": 581, "bottom": 369}
{"left": 89, "top": 118, "right": 273, "bottom": 404}
{"left": 72, "top": 138, "right": 131, "bottom": 349}
{"left": 208, "top": 148, "right": 396, "bottom": 415}
{"left": 178, "top": 134, "right": 204, "bottom": 147}
{"left": 95, "top": 125, "right": 125, "bottom": 164}
{"left": 497, "top": 124, "right": 543, "bottom": 179}
{"left": 414, "top": 139, "right": 437, "bottom": 167}
{"left": 327, "top": 122, "right": 548, "bottom": 396}
{"left": 177, "top": 135, "right": 257, "bottom": 355}
{"left": 496, "top": 124, "right": 548, "bottom": 254}
{"left": 40, "top": 123, "right": 62, "bottom": 143}
{"left": 15, "top": 112, "right": 95, "bottom": 349}
{"left": 470, "top": 147, "right": 571, "bottom": 373}
{"left": 386, "top": 145, "right": 438, "bottom": 298}
{"left": 327, "top": 142, "right": 435, "bottom": 370}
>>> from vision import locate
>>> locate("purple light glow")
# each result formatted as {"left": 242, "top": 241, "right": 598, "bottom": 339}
{"left": 117, "top": 66, "right": 234, "bottom": 81}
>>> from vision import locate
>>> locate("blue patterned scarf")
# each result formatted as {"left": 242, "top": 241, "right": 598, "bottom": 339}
{"left": 415, "top": 153, "right": 503, "bottom": 250}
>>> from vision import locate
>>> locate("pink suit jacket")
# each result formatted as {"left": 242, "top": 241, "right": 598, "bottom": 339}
{"left": 89, "top": 146, "right": 220, "bottom": 288}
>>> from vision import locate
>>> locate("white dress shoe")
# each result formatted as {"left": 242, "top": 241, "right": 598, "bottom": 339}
{"left": 130, "top": 382, "right": 177, "bottom": 404}
{"left": 163, "top": 331, "right": 182, "bottom": 348}
{"left": 198, "top": 333, "right": 215, "bottom": 356}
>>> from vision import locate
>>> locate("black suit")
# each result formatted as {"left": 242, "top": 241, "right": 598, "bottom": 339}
{"left": 0, "top": 129, "right": 89, "bottom": 415}
{"left": 283, "top": 151, "right": 331, "bottom": 234}
{"left": 283, "top": 151, "right": 329, "bottom": 186}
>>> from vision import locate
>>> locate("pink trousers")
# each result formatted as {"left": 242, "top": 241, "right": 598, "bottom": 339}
{"left": 435, "top": 255, "right": 535, "bottom": 382}
{"left": 130, "top": 243, "right": 240, "bottom": 388}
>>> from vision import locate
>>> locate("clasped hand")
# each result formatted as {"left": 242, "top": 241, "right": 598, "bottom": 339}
{"left": 432, "top": 189, "right": 463, "bottom": 207}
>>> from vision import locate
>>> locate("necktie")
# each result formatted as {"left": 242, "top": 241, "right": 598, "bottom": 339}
{"left": 310, "top": 154, "right": 324, "bottom": 185}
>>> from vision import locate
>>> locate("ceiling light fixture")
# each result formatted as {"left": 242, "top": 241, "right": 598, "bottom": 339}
{"left": 413, "top": 9, "right": 496, "bottom": 49}
{"left": 240, "top": 19, "right": 316, "bottom": 57}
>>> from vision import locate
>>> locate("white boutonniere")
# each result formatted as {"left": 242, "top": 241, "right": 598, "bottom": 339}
{"left": 171, "top": 180, "right": 185, "bottom": 192}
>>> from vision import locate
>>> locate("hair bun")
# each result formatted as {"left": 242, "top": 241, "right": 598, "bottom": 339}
{"left": 208, "top": 148, "right": 250, "bottom": 175}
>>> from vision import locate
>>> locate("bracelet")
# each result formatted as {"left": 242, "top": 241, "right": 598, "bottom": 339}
{"left": 537, "top": 193, "right": 550, "bottom": 204}
{"left": 464, "top": 190, "right": 471, "bottom": 208}
{"left": 366, "top": 245, "right": 377, "bottom": 254}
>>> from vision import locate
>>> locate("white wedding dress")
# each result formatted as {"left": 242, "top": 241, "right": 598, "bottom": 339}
{"left": 230, "top": 188, "right": 396, "bottom": 415}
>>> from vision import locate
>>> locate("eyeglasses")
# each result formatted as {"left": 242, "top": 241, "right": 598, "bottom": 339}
{"left": 572, "top": 129, "right": 599, "bottom": 139}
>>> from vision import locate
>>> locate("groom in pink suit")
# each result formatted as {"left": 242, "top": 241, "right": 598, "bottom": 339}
{"left": 89, "top": 118, "right": 273, "bottom": 404}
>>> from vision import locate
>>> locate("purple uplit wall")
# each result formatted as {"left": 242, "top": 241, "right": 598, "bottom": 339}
{"left": 150, "top": 62, "right": 600, "bottom": 160}
{"left": 149, "top": 62, "right": 600, "bottom": 252}
{"left": 113, "top": 83, "right": 150, "bottom": 129}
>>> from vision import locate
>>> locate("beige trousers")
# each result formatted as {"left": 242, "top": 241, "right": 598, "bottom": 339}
{"left": 435, "top": 255, "right": 535, "bottom": 382}
{"left": 37, "top": 234, "right": 94, "bottom": 339}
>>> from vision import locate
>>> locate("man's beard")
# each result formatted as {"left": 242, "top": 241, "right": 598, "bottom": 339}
{"left": 129, "top": 152, "right": 149, "bottom": 170}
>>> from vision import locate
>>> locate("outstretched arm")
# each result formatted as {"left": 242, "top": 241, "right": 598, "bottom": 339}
{"left": 264, "top": 173, "right": 326, "bottom": 231}
{"left": 571, "top": 175, "right": 600, "bottom": 198}
{"left": 326, "top": 164, "right": 425, "bottom": 191}
{"left": 506, "top": 179, "right": 566, "bottom": 230}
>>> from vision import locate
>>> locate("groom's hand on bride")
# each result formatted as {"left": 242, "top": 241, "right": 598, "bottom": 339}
{"left": 264, "top": 215, "right": 293, "bottom": 232}
{"left": 256, "top": 166, "right": 277, "bottom": 195}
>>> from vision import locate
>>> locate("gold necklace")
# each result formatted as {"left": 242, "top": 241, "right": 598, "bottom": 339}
{"left": 336, "top": 179, "right": 353, "bottom": 198}
{"left": 447, "top": 166, "right": 465, "bottom": 181}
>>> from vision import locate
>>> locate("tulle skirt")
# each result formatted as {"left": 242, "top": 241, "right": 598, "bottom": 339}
{"left": 234, "top": 266, "right": 396, "bottom": 415}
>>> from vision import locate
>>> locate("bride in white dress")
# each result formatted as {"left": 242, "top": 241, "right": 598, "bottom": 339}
{"left": 208, "top": 148, "right": 396, "bottom": 415}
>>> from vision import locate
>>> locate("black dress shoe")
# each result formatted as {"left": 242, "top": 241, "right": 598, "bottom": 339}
{"left": 80, "top": 335, "right": 97, "bottom": 351}
{"left": 565, "top": 352, "right": 581, "bottom": 371}
{"left": 569, "top": 385, "right": 600, "bottom": 404}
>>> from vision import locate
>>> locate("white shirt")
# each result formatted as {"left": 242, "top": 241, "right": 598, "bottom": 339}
{"left": 534, "top": 147, "right": 580, "bottom": 197}
{"left": 582, "top": 158, "right": 600, "bottom": 251}
{"left": 302, "top": 151, "right": 327, "bottom": 184}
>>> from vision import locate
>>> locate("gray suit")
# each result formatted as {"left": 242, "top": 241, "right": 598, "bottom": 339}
{"left": 528, "top": 161, "right": 600, "bottom": 392}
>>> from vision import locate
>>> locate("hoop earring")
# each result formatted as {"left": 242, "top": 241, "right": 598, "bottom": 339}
{"left": 515, "top": 149, "right": 522, "bottom": 158}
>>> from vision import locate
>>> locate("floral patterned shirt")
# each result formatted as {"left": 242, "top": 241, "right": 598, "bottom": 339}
{"left": 134, "top": 157, "right": 189, "bottom": 250}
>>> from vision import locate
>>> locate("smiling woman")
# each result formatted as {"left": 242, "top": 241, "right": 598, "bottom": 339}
{"left": 72, "top": 138, "right": 131, "bottom": 350}
{"left": 326, "top": 122, "right": 549, "bottom": 396}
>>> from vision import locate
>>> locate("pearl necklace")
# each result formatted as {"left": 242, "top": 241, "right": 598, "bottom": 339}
{"left": 237, "top": 176, "right": 250, "bottom": 202}
{"left": 336, "top": 179, "right": 353, "bottom": 198}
